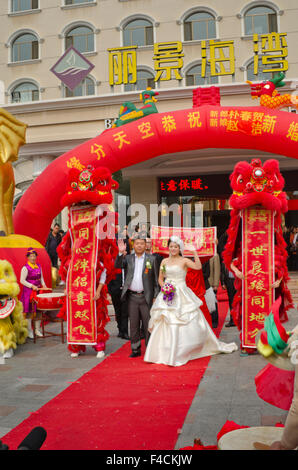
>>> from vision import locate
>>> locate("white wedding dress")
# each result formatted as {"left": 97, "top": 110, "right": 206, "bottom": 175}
{"left": 144, "top": 264, "right": 238, "bottom": 367}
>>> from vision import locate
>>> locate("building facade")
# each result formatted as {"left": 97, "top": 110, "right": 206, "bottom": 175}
{"left": 1, "top": 0, "right": 298, "bottom": 234}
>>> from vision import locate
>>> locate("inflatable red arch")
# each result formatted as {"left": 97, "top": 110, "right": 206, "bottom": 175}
{"left": 14, "top": 104, "right": 298, "bottom": 245}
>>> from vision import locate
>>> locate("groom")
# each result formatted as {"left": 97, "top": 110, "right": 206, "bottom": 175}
{"left": 116, "top": 236, "right": 160, "bottom": 357}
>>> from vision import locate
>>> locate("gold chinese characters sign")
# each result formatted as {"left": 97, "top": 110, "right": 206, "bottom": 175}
{"left": 242, "top": 207, "right": 274, "bottom": 349}
{"left": 108, "top": 33, "right": 289, "bottom": 86}
{"left": 67, "top": 205, "right": 98, "bottom": 345}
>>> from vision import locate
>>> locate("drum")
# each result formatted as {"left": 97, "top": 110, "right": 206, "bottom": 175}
{"left": 0, "top": 298, "right": 16, "bottom": 319}
{"left": 36, "top": 292, "right": 65, "bottom": 311}
{"left": 218, "top": 426, "right": 284, "bottom": 450}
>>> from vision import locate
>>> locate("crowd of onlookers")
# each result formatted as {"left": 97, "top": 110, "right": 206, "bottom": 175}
{"left": 283, "top": 226, "right": 298, "bottom": 271}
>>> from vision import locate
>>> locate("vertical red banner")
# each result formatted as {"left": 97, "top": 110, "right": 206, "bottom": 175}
{"left": 67, "top": 205, "right": 98, "bottom": 345}
{"left": 242, "top": 207, "right": 275, "bottom": 349}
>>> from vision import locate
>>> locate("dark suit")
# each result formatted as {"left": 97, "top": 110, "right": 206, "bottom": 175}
{"left": 115, "top": 252, "right": 159, "bottom": 353}
{"left": 108, "top": 272, "right": 128, "bottom": 337}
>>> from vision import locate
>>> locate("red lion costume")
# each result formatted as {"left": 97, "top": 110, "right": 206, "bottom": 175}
{"left": 57, "top": 165, "right": 119, "bottom": 357}
{"left": 223, "top": 158, "right": 293, "bottom": 350}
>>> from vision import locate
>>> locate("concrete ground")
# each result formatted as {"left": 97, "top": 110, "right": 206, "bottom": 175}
{"left": 0, "top": 302, "right": 297, "bottom": 449}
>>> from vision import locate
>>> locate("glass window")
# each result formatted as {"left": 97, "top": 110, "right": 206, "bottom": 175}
{"left": 185, "top": 63, "right": 218, "bottom": 86}
{"left": 11, "top": 0, "right": 38, "bottom": 12}
{"left": 247, "top": 58, "right": 278, "bottom": 81}
{"left": 124, "top": 69, "right": 155, "bottom": 91}
{"left": 244, "top": 6, "right": 277, "bottom": 35}
{"left": 64, "top": 0, "right": 94, "bottom": 4}
{"left": 11, "top": 82, "right": 39, "bottom": 102}
{"left": 64, "top": 76, "right": 95, "bottom": 97}
{"left": 123, "top": 19, "right": 153, "bottom": 47}
{"left": 12, "top": 33, "right": 39, "bottom": 62}
{"left": 184, "top": 11, "right": 216, "bottom": 41}
{"left": 65, "top": 26, "right": 94, "bottom": 53}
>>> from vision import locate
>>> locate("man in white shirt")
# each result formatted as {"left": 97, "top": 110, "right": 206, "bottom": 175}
{"left": 116, "top": 236, "right": 159, "bottom": 357}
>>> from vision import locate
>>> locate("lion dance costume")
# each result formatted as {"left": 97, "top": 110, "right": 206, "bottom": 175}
{"left": 223, "top": 158, "right": 293, "bottom": 352}
{"left": 0, "top": 260, "right": 28, "bottom": 359}
{"left": 57, "top": 165, "right": 119, "bottom": 357}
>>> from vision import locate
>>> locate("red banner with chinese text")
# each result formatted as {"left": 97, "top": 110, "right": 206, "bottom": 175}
{"left": 151, "top": 225, "right": 216, "bottom": 257}
{"left": 67, "top": 205, "right": 98, "bottom": 345}
{"left": 242, "top": 207, "right": 274, "bottom": 349}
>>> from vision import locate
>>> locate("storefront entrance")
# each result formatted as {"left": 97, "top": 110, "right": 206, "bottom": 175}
{"left": 159, "top": 169, "right": 298, "bottom": 239}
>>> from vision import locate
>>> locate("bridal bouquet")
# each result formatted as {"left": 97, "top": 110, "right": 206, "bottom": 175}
{"left": 162, "top": 282, "right": 176, "bottom": 305}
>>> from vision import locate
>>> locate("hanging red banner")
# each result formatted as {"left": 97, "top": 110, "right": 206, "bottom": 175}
{"left": 242, "top": 207, "right": 275, "bottom": 349}
{"left": 67, "top": 205, "right": 98, "bottom": 345}
{"left": 151, "top": 225, "right": 216, "bottom": 257}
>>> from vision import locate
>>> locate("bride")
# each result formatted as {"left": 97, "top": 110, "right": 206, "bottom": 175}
{"left": 144, "top": 236, "right": 238, "bottom": 367}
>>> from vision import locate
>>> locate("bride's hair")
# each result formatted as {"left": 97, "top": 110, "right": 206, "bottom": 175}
{"left": 168, "top": 236, "right": 183, "bottom": 256}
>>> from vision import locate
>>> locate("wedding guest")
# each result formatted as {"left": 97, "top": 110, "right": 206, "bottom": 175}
{"left": 108, "top": 270, "right": 129, "bottom": 340}
{"left": 45, "top": 223, "right": 62, "bottom": 268}
{"left": 145, "top": 237, "right": 163, "bottom": 272}
{"left": 128, "top": 225, "right": 139, "bottom": 252}
{"left": 120, "top": 226, "right": 130, "bottom": 255}
{"left": 218, "top": 230, "right": 236, "bottom": 327}
{"left": 208, "top": 253, "right": 221, "bottom": 328}
{"left": 139, "top": 223, "right": 149, "bottom": 239}
{"left": 291, "top": 227, "right": 298, "bottom": 271}
{"left": 202, "top": 260, "right": 218, "bottom": 328}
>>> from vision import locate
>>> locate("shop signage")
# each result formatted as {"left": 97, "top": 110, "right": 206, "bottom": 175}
{"left": 159, "top": 174, "right": 231, "bottom": 197}
{"left": 108, "top": 32, "right": 288, "bottom": 86}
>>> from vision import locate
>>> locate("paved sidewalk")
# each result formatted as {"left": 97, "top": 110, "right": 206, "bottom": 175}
{"left": 0, "top": 306, "right": 121, "bottom": 439}
{"left": 0, "top": 304, "right": 297, "bottom": 449}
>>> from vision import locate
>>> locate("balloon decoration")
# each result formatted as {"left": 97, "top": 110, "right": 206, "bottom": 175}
{"left": 247, "top": 71, "right": 298, "bottom": 110}
{"left": 13, "top": 82, "right": 298, "bottom": 246}
{"left": 0, "top": 108, "right": 52, "bottom": 292}
{"left": 113, "top": 87, "right": 159, "bottom": 128}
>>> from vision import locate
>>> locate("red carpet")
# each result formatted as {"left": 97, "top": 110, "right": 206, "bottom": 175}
{"left": 3, "top": 298, "right": 229, "bottom": 450}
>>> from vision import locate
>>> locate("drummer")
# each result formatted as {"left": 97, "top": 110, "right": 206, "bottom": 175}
{"left": 20, "top": 248, "right": 49, "bottom": 339}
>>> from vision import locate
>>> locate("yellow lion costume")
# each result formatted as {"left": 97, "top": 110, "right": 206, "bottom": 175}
{"left": 0, "top": 260, "right": 28, "bottom": 358}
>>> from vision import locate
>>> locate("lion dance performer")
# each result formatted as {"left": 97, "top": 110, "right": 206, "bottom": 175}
{"left": 57, "top": 165, "right": 119, "bottom": 358}
{"left": 223, "top": 158, "right": 293, "bottom": 354}
{"left": 0, "top": 260, "right": 28, "bottom": 359}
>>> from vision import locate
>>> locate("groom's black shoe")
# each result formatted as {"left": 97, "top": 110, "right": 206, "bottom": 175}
{"left": 129, "top": 351, "right": 141, "bottom": 358}
{"left": 121, "top": 333, "right": 130, "bottom": 340}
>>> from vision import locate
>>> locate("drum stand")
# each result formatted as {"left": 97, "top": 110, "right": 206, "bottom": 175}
{"left": 31, "top": 302, "right": 65, "bottom": 344}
